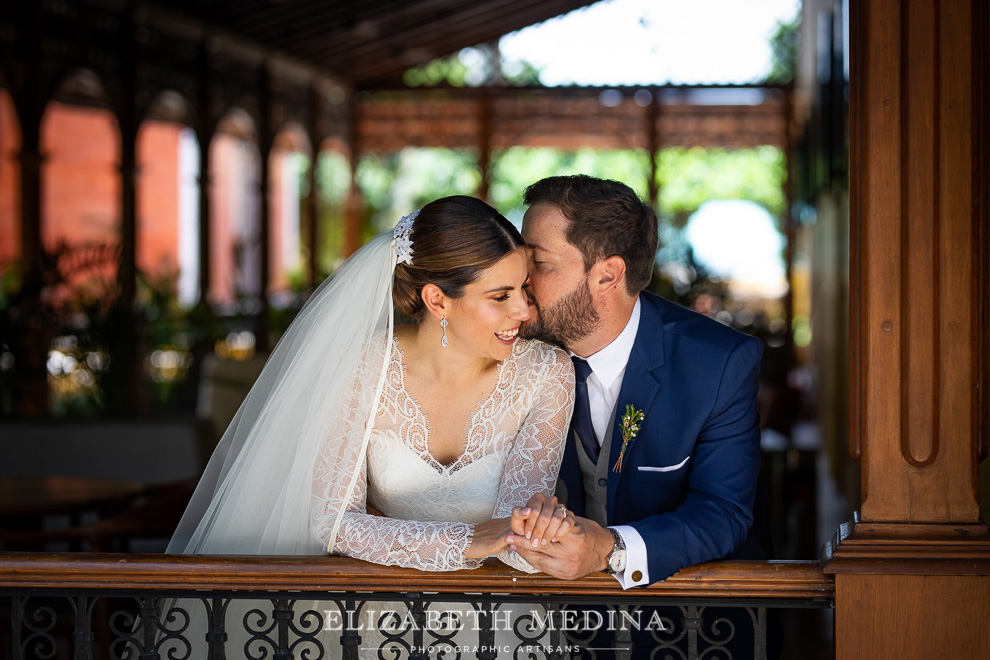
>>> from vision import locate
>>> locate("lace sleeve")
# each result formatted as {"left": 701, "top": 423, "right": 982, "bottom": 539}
{"left": 491, "top": 343, "right": 575, "bottom": 573}
{"left": 309, "top": 341, "right": 480, "bottom": 572}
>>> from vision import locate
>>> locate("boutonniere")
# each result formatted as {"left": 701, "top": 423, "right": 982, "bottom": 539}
{"left": 612, "top": 405, "right": 645, "bottom": 473}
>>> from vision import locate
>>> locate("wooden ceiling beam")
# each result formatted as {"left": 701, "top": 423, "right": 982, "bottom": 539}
{"left": 153, "top": 0, "right": 600, "bottom": 86}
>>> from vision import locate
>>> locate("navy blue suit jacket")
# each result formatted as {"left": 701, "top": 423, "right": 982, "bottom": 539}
{"left": 559, "top": 291, "right": 764, "bottom": 583}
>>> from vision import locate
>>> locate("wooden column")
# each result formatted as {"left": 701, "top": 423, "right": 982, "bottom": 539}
{"left": 256, "top": 65, "right": 271, "bottom": 353}
{"left": 782, "top": 87, "right": 795, "bottom": 359}
{"left": 477, "top": 90, "right": 492, "bottom": 203}
{"left": 13, "top": 2, "right": 48, "bottom": 417}
{"left": 343, "top": 94, "right": 361, "bottom": 258}
{"left": 306, "top": 86, "right": 321, "bottom": 290}
{"left": 824, "top": 0, "right": 990, "bottom": 657}
{"left": 646, "top": 86, "right": 659, "bottom": 208}
{"left": 114, "top": 7, "right": 143, "bottom": 416}
{"left": 118, "top": 15, "right": 137, "bottom": 323}
{"left": 848, "top": 0, "right": 987, "bottom": 524}
{"left": 196, "top": 42, "right": 212, "bottom": 306}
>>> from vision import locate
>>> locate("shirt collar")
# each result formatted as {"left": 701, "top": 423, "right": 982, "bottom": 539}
{"left": 576, "top": 297, "right": 641, "bottom": 390}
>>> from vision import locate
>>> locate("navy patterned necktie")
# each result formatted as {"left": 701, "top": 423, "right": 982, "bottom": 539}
{"left": 571, "top": 356, "right": 600, "bottom": 463}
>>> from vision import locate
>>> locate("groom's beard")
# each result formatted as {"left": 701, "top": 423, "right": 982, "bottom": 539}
{"left": 521, "top": 280, "right": 601, "bottom": 349}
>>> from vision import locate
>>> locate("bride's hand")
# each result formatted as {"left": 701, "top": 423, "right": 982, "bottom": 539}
{"left": 510, "top": 494, "right": 575, "bottom": 547}
{"left": 464, "top": 518, "right": 512, "bottom": 559}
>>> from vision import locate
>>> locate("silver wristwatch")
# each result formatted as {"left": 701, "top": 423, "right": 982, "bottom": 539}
{"left": 603, "top": 528, "right": 627, "bottom": 575}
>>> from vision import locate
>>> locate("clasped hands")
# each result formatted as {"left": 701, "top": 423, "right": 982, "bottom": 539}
{"left": 464, "top": 492, "right": 571, "bottom": 558}
{"left": 465, "top": 494, "right": 615, "bottom": 580}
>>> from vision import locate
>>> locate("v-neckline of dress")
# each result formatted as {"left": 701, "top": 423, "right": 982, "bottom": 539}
{"left": 391, "top": 337, "right": 510, "bottom": 474}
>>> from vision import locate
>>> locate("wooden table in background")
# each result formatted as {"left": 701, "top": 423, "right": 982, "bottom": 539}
{"left": 0, "top": 476, "right": 142, "bottom": 522}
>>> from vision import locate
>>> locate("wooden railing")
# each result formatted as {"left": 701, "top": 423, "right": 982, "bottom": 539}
{"left": 0, "top": 554, "right": 834, "bottom": 659}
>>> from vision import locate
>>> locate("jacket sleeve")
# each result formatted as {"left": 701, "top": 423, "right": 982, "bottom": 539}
{"left": 628, "top": 334, "right": 763, "bottom": 582}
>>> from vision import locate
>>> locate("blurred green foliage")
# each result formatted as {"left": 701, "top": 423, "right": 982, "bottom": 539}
{"left": 490, "top": 148, "right": 652, "bottom": 219}
{"left": 314, "top": 151, "right": 352, "bottom": 275}
{"left": 350, "top": 145, "right": 785, "bottom": 233}
{"left": 658, "top": 146, "right": 787, "bottom": 226}
{"left": 402, "top": 45, "right": 542, "bottom": 87}
{"left": 767, "top": 17, "right": 800, "bottom": 84}
{"left": 356, "top": 149, "right": 481, "bottom": 232}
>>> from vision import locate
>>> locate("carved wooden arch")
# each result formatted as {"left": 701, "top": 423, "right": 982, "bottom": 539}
{"left": 207, "top": 106, "right": 259, "bottom": 145}
{"left": 133, "top": 26, "right": 201, "bottom": 128}
{"left": 139, "top": 89, "right": 198, "bottom": 138}
{"left": 0, "top": 64, "right": 21, "bottom": 139}
{"left": 205, "top": 49, "right": 264, "bottom": 148}
{"left": 35, "top": 3, "right": 124, "bottom": 123}
{"left": 271, "top": 121, "right": 313, "bottom": 157}
{"left": 0, "top": 61, "right": 13, "bottom": 99}
{"left": 0, "top": 75, "right": 28, "bottom": 141}
{"left": 43, "top": 67, "right": 121, "bottom": 123}
{"left": 269, "top": 73, "right": 316, "bottom": 151}
{"left": 212, "top": 107, "right": 260, "bottom": 148}
{"left": 313, "top": 84, "right": 351, "bottom": 149}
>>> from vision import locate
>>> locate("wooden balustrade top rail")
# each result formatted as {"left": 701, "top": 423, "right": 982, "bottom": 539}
{"left": 0, "top": 554, "right": 833, "bottom": 601}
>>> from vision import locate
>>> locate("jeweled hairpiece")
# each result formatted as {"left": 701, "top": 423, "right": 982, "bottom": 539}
{"left": 393, "top": 210, "right": 419, "bottom": 266}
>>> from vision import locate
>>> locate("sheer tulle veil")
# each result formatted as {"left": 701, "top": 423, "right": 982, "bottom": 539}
{"left": 167, "top": 230, "right": 399, "bottom": 556}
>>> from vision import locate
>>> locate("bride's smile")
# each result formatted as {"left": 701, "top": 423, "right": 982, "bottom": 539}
{"left": 494, "top": 326, "right": 519, "bottom": 343}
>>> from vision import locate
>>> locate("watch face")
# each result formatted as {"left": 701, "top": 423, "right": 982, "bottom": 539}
{"left": 609, "top": 549, "right": 627, "bottom": 573}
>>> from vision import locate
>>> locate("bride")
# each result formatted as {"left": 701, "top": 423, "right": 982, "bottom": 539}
{"left": 166, "top": 196, "right": 576, "bottom": 653}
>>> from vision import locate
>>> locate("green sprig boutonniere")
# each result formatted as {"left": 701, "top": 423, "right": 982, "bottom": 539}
{"left": 612, "top": 405, "right": 645, "bottom": 473}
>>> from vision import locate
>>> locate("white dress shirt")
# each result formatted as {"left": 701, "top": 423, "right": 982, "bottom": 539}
{"left": 574, "top": 298, "right": 650, "bottom": 588}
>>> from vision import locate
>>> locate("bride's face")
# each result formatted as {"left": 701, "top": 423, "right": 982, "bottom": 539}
{"left": 444, "top": 247, "right": 532, "bottom": 362}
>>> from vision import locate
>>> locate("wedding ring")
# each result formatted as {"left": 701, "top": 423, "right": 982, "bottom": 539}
{"left": 557, "top": 506, "right": 567, "bottom": 515}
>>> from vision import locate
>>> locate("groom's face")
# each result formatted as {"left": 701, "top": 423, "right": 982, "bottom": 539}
{"left": 520, "top": 204, "right": 601, "bottom": 349}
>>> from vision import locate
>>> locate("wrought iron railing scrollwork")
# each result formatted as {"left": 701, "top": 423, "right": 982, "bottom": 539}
{"left": 14, "top": 596, "right": 58, "bottom": 660}
{"left": 0, "top": 554, "right": 833, "bottom": 660}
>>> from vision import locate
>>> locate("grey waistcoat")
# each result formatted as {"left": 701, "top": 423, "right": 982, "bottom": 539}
{"left": 575, "top": 402, "right": 620, "bottom": 527}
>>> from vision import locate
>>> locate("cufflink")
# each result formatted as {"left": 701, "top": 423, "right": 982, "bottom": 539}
{"left": 631, "top": 570, "right": 643, "bottom": 582}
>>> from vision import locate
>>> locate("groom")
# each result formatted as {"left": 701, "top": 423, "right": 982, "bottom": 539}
{"left": 508, "top": 175, "right": 766, "bottom": 589}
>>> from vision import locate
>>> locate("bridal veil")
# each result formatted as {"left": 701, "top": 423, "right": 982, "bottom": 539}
{"left": 167, "top": 229, "right": 399, "bottom": 556}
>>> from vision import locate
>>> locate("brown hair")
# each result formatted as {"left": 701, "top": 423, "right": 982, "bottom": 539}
{"left": 392, "top": 196, "right": 524, "bottom": 317}
{"left": 523, "top": 175, "right": 658, "bottom": 295}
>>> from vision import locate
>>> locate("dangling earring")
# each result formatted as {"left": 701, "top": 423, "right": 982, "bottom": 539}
{"left": 440, "top": 317, "right": 449, "bottom": 347}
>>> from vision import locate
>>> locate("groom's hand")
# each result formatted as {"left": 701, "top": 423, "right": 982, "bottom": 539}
{"left": 505, "top": 516, "right": 613, "bottom": 580}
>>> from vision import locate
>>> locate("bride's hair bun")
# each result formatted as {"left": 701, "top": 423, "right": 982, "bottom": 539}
{"left": 392, "top": 267, "right": 423, "bottom": 316}
{"left": 392, "top": 196, "right": 524, "bottom": 318}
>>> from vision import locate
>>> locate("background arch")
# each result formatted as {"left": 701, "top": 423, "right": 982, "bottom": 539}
{"left": 268, "top": 121, "right": 312, "bottom": 298}
{"left": 136, "top": 90, "right": 201, "bottom": 308}
{"left": 0, "top": 85, "right": 21, "bottom": 271}
{"left": 208, "top": 108, "right": 261, "bottom": 309}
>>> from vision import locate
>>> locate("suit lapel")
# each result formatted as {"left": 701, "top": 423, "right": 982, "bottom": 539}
{"left": 605, "top": 294, "right": 666, "bottom": 522}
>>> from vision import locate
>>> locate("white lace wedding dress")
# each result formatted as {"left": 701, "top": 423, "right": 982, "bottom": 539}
{"left": 310, "top": 336, "right": 574, "bottom": 656}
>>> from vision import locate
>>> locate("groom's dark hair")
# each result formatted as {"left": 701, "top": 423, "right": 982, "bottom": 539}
{"left": 523, "top": 175, "right": 658, "bottom": 295}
